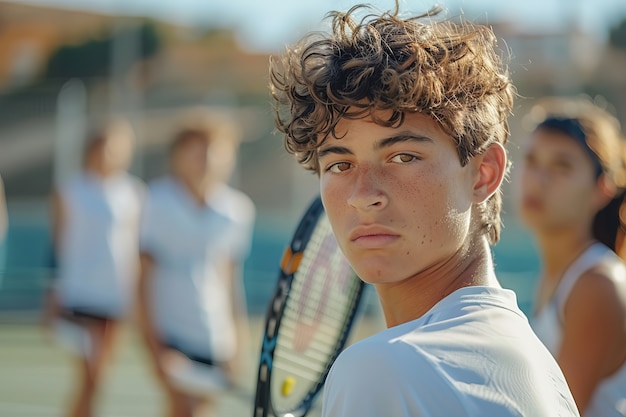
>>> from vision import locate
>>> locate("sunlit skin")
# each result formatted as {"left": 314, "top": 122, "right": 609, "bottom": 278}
{"left": 318, "top": 111, "right": 506, "bottom": 327}
{"left": 517, "top": 127, "right": 626, "bottom": 412}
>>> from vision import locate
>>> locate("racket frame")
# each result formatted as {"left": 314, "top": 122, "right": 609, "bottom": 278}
{"left": 252, "top": 197, "right": 364, "bottom": 417}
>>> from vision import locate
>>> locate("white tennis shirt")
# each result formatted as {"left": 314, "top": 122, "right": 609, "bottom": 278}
{"left": 322, "top": 286, "right": 580, "bottom": 417}
{"left": 140, "top": 177, "right": 255, "bottom": 361}
{"left": 56, "top": 172, "right": 144, "bottom": 318}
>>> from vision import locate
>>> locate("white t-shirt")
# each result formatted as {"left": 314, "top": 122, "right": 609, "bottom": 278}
{"left": 56, "top": 172, "right": 144, "bottom": 318}
{"left": 322, "top": 286, "right": 579, "bottom": 417}
{"left": 140, "top": 177, "right": 255, "bottom": 361}
{"left": 533, "top": 243, "right": 626, "bottom": 417}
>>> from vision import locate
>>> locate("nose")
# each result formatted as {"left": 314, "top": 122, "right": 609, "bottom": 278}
{"left": 523, "top": 165, "right": 549, "bottom": 191}
{"left": 347, "top": 165, "right": 388, "bottom": 211}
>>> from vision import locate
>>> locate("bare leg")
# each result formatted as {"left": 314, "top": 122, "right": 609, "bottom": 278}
{"left": 190, "top": 395, "right": 215, "bottom": 417}
{"left": 162, "top": 371, "right": 215, "bottom": 417}
{"left": 148, "top": 349, "right": 193, "bottom": 417}
{"left": 67, "top": 319, "right": 117, "bottom": 417}
{"left": 166, "top": 389, "right": 194, "bottom": 417}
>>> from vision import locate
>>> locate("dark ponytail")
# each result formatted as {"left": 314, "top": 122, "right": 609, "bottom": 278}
{"left": 593, "top": 189, "right": 626, "bottom": 252}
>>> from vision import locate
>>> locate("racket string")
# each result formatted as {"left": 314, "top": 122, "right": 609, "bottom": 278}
{"left": 267, "top": 209, "right": 363, "bottom": 414}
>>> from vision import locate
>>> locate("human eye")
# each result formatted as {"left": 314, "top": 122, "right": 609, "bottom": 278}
{"left": 523, "top": 153, "right": 536, "bottom": 168}
{"left": 326, "top": 161, "right": 352, "bottom": 173}
{"left": 551, "top": 160, "right": 573, "bottom": 174}
{"left": 390, "top": 153, "right": 419, "bottom": 164}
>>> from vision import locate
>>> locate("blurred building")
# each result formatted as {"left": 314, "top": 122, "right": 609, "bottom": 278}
{"left": 0, "top": 1, "right": 624, "bottom": 313}
{"left": 0, "top": 1, "right": 280, "bottom": 199}
{"left": 1, "top": 2, "right": 624, "bottom": 201}
{"left": 0, "top": 2, "right": 271, "bottom": 93}
{"left": 0, "top": 1, "right": 316, "bottom": 313}
{"left": 497, "top": 24, "right": 601, "bottom": 92}
{"left": 0, "top": 2, "right": 112, "bottom": 88}
{"left": 489, "top": 19, "right": 626, "bottom": 214}
{"left": 491, "top": 20, "right": 626, "bottom": 125}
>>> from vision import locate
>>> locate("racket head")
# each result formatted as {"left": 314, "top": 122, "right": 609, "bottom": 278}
{"left": 253, "top": 196, "right": 364, "bottom": 417}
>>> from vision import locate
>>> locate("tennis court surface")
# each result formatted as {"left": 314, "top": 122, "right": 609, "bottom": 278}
{"left": 0, "top": 310, "right": 392, "bottom": 417}
{"left": 0, "top": 315, "right": 316, "bottom": 417}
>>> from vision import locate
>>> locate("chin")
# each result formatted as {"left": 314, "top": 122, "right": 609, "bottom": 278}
{"left": 349, "top": 258, "right": 396, "bottom": 285}
{"left": 518, "top": 215, "right": 544, "bottom": 231}
{"left": 516, "top": 208, "right": 538, "bottom": 223}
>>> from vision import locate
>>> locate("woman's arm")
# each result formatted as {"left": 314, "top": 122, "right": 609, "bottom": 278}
{"left": 558, "top": 269, "right": 626, "bottom": 412}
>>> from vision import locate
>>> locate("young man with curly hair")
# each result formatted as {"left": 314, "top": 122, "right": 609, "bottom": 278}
{"left": 270, "top": 3, "right": 579, "bottom": 416}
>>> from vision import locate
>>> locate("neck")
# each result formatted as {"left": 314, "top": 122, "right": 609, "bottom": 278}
{"left": 179, "top": 176, "right": 216, "bottom": 205}
{"left": 534, "top": 226, "right": 596, "bottom": 282}
{"left": 375, "top": 236, "right": 499, "bottom": 328}
{"left": 85, "top": 166, "right": 114, "bottom": 179}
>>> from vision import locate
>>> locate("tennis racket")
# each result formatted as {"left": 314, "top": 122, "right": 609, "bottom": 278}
{"left": 252, "top": 196, "right": 365, "bottom": 417}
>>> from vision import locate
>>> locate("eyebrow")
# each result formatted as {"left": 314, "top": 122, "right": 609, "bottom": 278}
{"left": 378, "top": 132, "right": 433, "bottom": 148}
{"left": 317, "top": 131, "right": 433, "bottom": 159}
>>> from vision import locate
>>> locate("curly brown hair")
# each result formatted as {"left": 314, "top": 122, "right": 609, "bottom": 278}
{"left": 270, "top": 2, "right": 515, "bottom": 244}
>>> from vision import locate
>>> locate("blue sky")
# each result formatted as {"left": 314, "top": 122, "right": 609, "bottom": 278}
{"left": 13, "top": 0, "right": 626, "bottom": 52}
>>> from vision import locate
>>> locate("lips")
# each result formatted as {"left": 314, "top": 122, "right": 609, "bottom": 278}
{"left": 349, "top": 225, "right": 400, "bottom": 248}
{"left": 522, "top": 196, "right": 544, "bottom": 211}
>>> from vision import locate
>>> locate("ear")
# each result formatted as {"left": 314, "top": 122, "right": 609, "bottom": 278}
{"left": 472, "top": 142, "right": 507, "bottom": 203}
{"left": 594, "top": 174, "right": 617, "bottom": 210}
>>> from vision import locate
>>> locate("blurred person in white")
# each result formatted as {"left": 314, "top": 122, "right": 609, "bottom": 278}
{"left": 42, "top": 118, "right": 145, "bottom": 417}
{"left": 516, "top": 96, "right": 626, "bottom": 416}
{"left": 137, "top": 108, "right": 255, "bottom": 417}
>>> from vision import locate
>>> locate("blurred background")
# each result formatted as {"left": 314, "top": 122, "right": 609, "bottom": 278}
{"left": 0, "top": 0, "right": 625, "bottom": 415}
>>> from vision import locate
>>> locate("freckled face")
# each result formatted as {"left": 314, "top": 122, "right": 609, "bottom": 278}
{"left": 318, "top": 112, "right": 475, "bottom": 284}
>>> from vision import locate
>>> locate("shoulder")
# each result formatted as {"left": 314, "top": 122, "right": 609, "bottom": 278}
{"left": 110, "top": 173, "right": 147, "bottom": 203}
{"left": 213, "top": 186, "right": 256, "bottom": 221}
{"left": 124, "top": 173, "right": 147, "bottom": 194}
{"left": 54, "top": 174, "right": 88, "bottom": 202}
{"left": 222, "top": 186, "right": 255, "bottom": 210}
{"left": 324, "top": 333, "right": 468, "bottom": 416}
{"left": 575, "top": 249, "right": 626, "bottom": 302}
{"left": 567, "top": 250, "right": 626, "bottom": 323}
{"left": 330, "top": 330, "right": 441, "bottom": 385}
